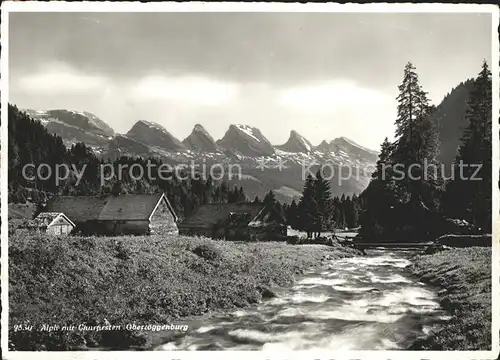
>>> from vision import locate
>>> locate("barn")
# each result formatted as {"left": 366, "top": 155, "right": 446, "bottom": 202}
{"left": 45, "top": 193, "right": 178, "bottom": 236}
{"left": 178, "top": 203, "right": 287, "bottom": 241}
{"left": 248, "top": 206, "right": 288, "bottom": 241}
{"left": 21, "top": 212, "right": 75, "bottom": 235}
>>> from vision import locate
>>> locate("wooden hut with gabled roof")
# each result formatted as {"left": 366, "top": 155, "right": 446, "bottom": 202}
{"left": 178, "top": 203, "right": 262, "bottom": 239}
{"left": 45, "top": 193, "right": 178, "bottom": 236}
{"left": 248, "top": 205, "right": 287, "bottom": 241}
{"left": 178, "top": 202, "right": 287, "bottom": 241}
{"left": 20, "top": 212, "right": 75, "bottom": 236}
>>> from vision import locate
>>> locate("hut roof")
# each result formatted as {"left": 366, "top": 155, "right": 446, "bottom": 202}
{"left": 248, "top": 206, "right": 287, "bottom": 228}
{"left": 46, "top": 193, "right": 176, "bottom": 222}
{"left": 179, "top": 203, "right": 262, "bottom": 228}
{"left": 46, "top": 197, "right": 104, "bottom": 222}
{"left": 8, "top": 203, "right": 37, "bottom": 220}
{"left": 23, "top": 212, "right": 75, "bottom": 229}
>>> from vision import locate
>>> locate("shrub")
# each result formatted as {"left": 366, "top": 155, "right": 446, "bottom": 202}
{"left": 286, "top": 235, "right": 334, "bottom": 246}
{"left": 192, "top": 243, "right": 221, "bottom": 261}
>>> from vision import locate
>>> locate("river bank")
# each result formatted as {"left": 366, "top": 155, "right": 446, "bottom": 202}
{"left": 9, "top": 232, "right": 361, "bottom": 350}
{"left": 150, "top": 248, "right": 452, "bottom": 350}
{"left": 408, "top": 247, "right": 492, "bottom": 350}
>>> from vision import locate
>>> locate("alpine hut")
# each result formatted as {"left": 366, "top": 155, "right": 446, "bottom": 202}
{"left": 45, "top": 193, "right": 178, "bottom": 236}
{"left": 178, "top": 203, "right": 287, "bottom": 241}
{"left": 21, "top": 212, "right": 75, "bottom": 235}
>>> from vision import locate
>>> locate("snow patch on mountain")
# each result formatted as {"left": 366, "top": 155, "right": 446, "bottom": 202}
{"left": 21, "top": 107, "right": 379, "bottom": 199}
{"left": 274, "top": 186, "right": 302, "bottom": 198}
{"left": 239, "top": 174, "right": 262, "bottom": 182}
{"left": 22, "top": 108, "right": 115, "bottom": 148}
{"left": 337, "top": 136, "right": 379, "bottom": 156}
{"left": 217, "top": 124, "right": 274, "bottom": 157}
{"left": 126, "top": 120, "right": 185, "bottom": 152}
{"left": 278, "top": 130, "right": 313, "bottom": 153}
{"left": 138, "top": 120, "right": 166, "bottom": 131}
{"left": 235, "top": 124, "right": 261, "bottom": 142}
{"left": 300, "top": 137, "right": 311, "bottom": 152}
{"left": 274, "top": 149, "right": 315, "bottom": 164}
{"left": 194, "top": 124, "right": 206, "bottom": 132}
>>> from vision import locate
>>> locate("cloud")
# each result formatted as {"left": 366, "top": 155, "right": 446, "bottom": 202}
{"left": 17, "top": 64, "right": 106, "bottom": 94}
{"left": 273, "top": 80, "right": 397, "bottom": 148}
{"left": 129, "top": 75, "right": 240, "bottom": 106}
{"left": 276, "top": 80, "right": 394, "bottom": 112}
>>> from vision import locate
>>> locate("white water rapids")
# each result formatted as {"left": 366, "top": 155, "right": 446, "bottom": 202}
{"left": 156, "top": 249, "right": 451, "bottom": 351}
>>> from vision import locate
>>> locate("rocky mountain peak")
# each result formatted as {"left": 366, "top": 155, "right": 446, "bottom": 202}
{"left": 126, "top": 120, "right": 185, "bottom": 152}
{"left": 217, "top": 124, "right": 274, "bottom": 157}
{"left": 329, "top": 137, "right": 379, "bottom": 163}
{"left": 277, "top": 130, "right": 313, "bottom": 153}
{"left": 22, "top": 108, "right": 114, "bottom": 147}
{"left": 183, "top": 124, "right": 218, "bottom": 152}
{"left": 316, "top": 140, "right": 330, "bottom": 151}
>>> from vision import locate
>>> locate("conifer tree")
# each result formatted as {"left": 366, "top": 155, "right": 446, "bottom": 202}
{"left": 238, "top": 186, "right": 246, "bottom": 203}
{"left": 297, "top": 174, "right": 318, "bottom": 238}
{"left": 351, "top": 193, "right": 360, "bottom": 228}
{"left": 313, "top": 169, "right": 333, "bottom": 236}
{"left": 332, "top": 196, "right": 345, "bottom": 229}
{"left": 359, "top": 137, "right": 398, "bottom": 239}
{"left": 263, "top": 190, "right": 277, "bottom": 210}
{"left": 286, "top": 200, "right": 299, "bottom": 228}
{"left": 391, "top": 62, "right": 440, "bottom": 205}
{"left": 219, "top": 182, "right": 229, "bottom": 203}
{"left": 7, "top": 103, "right": 258, "bottom": 221}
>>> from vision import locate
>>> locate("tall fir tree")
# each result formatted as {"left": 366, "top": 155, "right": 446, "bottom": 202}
{"left": 286, "top": 200, "right": 299, "bottom": 228}
{"left": 359, "top": 137, "right": 398, "bottom": 239}
{"left": 313, "top": 169, "right": 334, "bottom": 236}
{"left": 297, "top": 174, "right": 318, "bottom": 238}
{"left": 391, "top": 62, "right": 440, "bottom": 206}
{"left": 238, "top": 186, "right": 246, "bottom": 203}
{"left": 263, "top": 190, "right": 276, "bottom": 208}
{"left": 296, "top": 170, "right": 335, "bottom": 238}
{"left": 350, "top": 194, "right": 360, "bottom": 228}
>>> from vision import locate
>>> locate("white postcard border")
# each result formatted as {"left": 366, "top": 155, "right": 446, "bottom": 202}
{"left": 1, "top": 2, "right": 498, "bottom": 360}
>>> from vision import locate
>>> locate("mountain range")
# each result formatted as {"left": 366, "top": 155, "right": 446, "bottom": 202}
{"left": 22, "top": 110, "right": 379, "bottom": 202}
{"left": 21, "top": 80, "right": 471, "bottom": 203}
{"left": 22, "top": 109, "right": 115, "bottom": 147}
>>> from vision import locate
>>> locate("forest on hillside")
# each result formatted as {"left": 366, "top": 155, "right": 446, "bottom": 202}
{"left": 7, "top": 61, "right": 493, "bottom": 240}
{"left": 7, "top": 104, "right": 252, "bottom": 221}
{"left": 358, "top": 61, "right": 492, "bottom": 240}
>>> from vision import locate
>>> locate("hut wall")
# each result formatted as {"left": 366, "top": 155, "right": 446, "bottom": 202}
{"left": 249, "top": 225, "right": 287, "bottom": 241}
{"left": 178, "top": 226, "right": 213, "bottom": 238}
{"left": 46, "top": 223, "right": 73, "bottom": 236}
{"left": 150, "top": 200, "right": 179, "bottom": 235}
{"left": 225, "top": 227, "right": 251, "bottom": 241}
{"left": 76, "top": 220, "right": 149, "bottom": 236}
{"left": 104, "top": 220, "right": 150, "bottom": 235}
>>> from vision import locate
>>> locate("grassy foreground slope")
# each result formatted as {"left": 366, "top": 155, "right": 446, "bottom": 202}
{"left": 409, "top": 247, "right": 492, "bottom": 350}
{"left": 9, "top": 233, "right": 360, "bottom": 350}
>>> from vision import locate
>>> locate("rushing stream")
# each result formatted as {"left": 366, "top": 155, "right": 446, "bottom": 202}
{"left": 156, "top": 249, "right": 451, "bottom": 351}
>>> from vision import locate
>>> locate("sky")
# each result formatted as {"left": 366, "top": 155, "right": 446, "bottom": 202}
{"left": 9, "top": 11, "right": 492, "bottom": 150}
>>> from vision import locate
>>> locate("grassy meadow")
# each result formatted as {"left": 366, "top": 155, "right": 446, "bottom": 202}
{"left": 408, "top": 247, "right": 492, "bottom": 350}
{"left": 9, "top": 232, "right": 360, "bottom": 350}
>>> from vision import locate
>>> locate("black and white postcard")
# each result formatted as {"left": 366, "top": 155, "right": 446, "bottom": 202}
{"left": 1, "top": 2, "right": 498, "bottom": 360}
